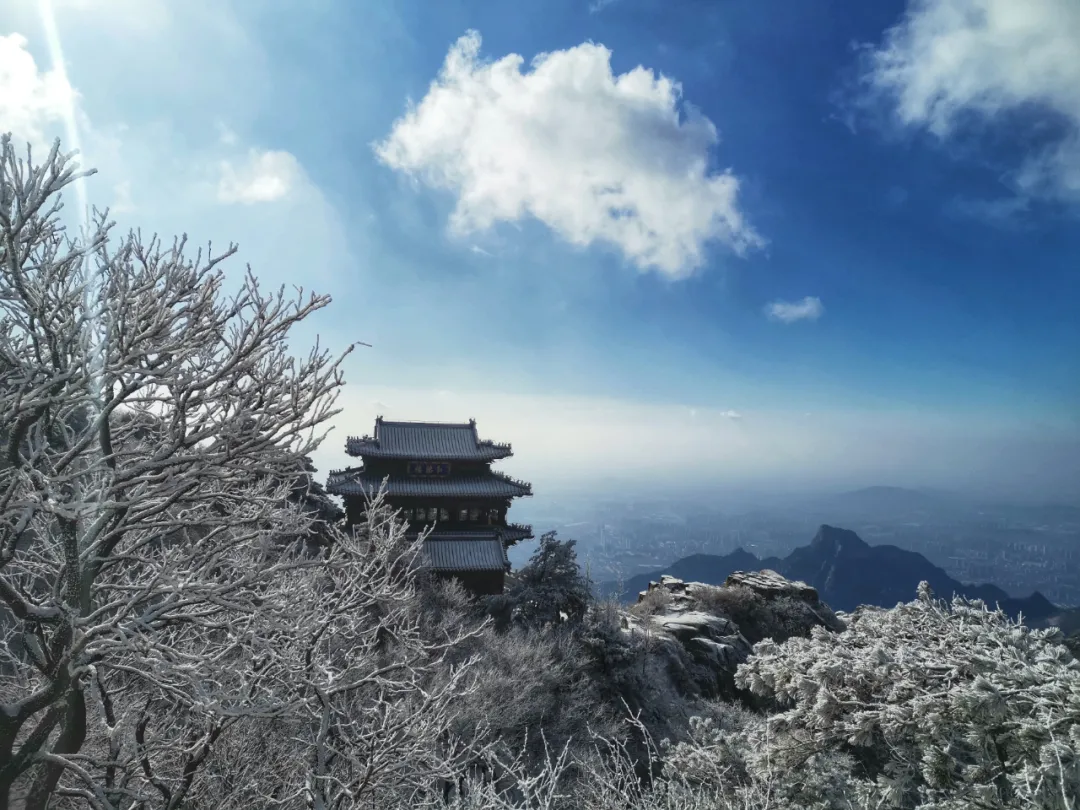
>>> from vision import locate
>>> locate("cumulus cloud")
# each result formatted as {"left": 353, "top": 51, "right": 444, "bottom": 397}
{"left": 374, "top": 31, "right": 762, "bottom": 278}
{"left": 0, "top": 33, "right": 76, "bottom": 151}
{"left": 861, "top": 0, "right": 1080, "bottom": 205}
{"left": 217, "top": 148, "right": 301, "bottom": 204}
{"left": 765, "top": 296, "right": 824, "bottom": 323}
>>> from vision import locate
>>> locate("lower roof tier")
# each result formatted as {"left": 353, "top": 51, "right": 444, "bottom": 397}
{"left": 327, "top": 469, "right": 531, "bottom": 499}
{"left": 411, "top": 524, "right": 534, "bottom": 545}
{"left": 421, "top": 533, "right": 509, "bottom": 573}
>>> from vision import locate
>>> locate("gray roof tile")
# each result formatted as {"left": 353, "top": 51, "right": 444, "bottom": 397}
{"left": 410, "top": 524, "right": 534, "bottom": 544}
{"left": 347, "top": 418, "right": 512, "bottom": 460}
{"left": 326, "top": 471, "right": 531, "bottom": 499}
{"left": 422, "top": 537, "right": 509, "bottom": 572}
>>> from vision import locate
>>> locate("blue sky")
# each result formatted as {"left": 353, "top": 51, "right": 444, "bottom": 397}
{"left": 2, "top": 0, "right": 1078, "bottom": 501}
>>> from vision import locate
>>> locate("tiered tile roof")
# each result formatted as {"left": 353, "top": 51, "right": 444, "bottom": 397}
{"left": 414, "top": 524, "right": 534, "bottom": 545}
{"left": 330, "top": 418, "right": 532, "bottom": 590}
{"left": 346, "top": 418, "right": 512, "bottom": 460}
{"left": 422, "top": 534, "right": 509, "bottom": 572}
{"left": 326, "top": 469, "right": 532, "bottom": 499}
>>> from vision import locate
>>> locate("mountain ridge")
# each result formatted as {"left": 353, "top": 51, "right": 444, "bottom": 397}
{"left": 598, "top": 524, "right": 1059, "bottom": 622}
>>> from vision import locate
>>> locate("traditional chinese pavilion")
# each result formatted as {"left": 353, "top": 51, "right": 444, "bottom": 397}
{"left": 325, "top": 418, "right": 533, "bottom": 595}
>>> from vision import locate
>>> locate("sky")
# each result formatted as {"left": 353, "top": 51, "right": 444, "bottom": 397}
{"left": 1, "top": 0, "right": 1078, "bottom": 503}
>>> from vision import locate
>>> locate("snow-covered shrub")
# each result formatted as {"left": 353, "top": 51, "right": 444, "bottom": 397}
{"left": 630, "top": 585, "right": 673, "bottom": 618}
{"left": 413, "top": 711, "right": 783, "bottom": 810}
{"left": 438, "top": 623, "right": 604, "bottom": 763}
{"left": 467, "top": 581, "right": 1080, "bottom": 810}
{"left": 1064, "top": 629, "right": 1080, "bottom": 661}
{"left": 661, "top": 708, "right": 859, "bottom": 810}
{"left": 692, "top": 583, "right": 842, "bottom": 645}
{"left": 630, "top": 583, "right": 673, "bottom": 622}
{"left": 734, "top": 581, "right": 1080, "bottom": 809}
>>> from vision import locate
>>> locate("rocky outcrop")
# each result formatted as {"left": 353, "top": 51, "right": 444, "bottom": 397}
{"left": 723, "top": 569, "right": 820, "bottom": 604}
{"left": 652, "top": 611, "right": 740, "bottom": 642}
{"left": 629, "top": 570, "right": 838, "bottom": 701}
{"left": 608, "top": 525, "right": 1058, "bottom": 622}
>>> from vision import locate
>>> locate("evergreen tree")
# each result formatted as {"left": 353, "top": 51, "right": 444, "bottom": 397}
{"left": 489, "top": 531, "right": 592, "bottom": 630}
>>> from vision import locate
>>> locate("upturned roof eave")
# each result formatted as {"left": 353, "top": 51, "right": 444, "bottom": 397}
{"left": 345, "top": 418, "right": 514, "bottom": 460}
{"left": 325, "top": 470, "right": 532, "bottom": 499}
{"left": 345, "top": 443, "right": 514, "bottom": 461}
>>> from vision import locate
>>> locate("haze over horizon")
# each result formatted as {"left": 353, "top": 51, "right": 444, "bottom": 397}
{"left": 2, "top": 0, "right": 1078, "bottom": 504}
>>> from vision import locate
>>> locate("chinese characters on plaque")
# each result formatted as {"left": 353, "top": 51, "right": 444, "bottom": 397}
{"left": 407, "top": 460, "right": 451, "bottom": 477}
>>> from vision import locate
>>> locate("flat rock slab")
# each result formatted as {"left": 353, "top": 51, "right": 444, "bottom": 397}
{"left": 725, "top": 569, "right": 819, "bottom": 604}
{"left": 650, "top": 611, "right": 738, "bottom": 642}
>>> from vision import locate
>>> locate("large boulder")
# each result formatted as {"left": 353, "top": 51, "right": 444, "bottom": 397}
{"left": 650, "top": 611, "right": 740, "bottom": 642}
{"left": 631, "top": 571, "right": 840, "bottom": 702}
{"left": 724, "top": 569, "right": 820, "bottom": 604}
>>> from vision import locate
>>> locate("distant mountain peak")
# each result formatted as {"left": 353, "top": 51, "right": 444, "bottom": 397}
{"left": 1021, "top": 590, "right": 1056, "bottom": 615}
{"left": 810, "top": 524, "right": 868, "bottom": 552}
{"left": 600, "top": 525, "right": 1060, "bottom": 625}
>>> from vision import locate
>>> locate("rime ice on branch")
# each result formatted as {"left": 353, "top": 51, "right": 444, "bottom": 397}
{"left": 0, "top": 136, "right": 485, "bottom": 810}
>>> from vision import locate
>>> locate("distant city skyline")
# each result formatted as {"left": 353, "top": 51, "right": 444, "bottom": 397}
{"left": 2, "top": 0, "right": 1077, "bottom": 502}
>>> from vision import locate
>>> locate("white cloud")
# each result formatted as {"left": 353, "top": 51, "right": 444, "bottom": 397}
{"left": 1016, "top": 134, "right": 1080, "bottom": 202}
{"left": 718, "top": 409, "right": 743, "bottom": 419}
{"left": 0, "top": 32, "right": 75, "bottom": 151}
{"left": 216, "top": 120, "right": 238, "bottom": 146}
{"left": 765, "top": 296, "right": 824, "bottom": 323}
{"left": 217, "top": 148, "right": 301, "bottom": 204}
{"left": 862, "top": 0, "right": 1080, "bottom": 205}
{"left": 374, "top": 31, "right": 762, "bottom": 279}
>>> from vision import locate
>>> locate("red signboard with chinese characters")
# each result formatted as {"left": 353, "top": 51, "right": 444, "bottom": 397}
{"left": 407, "top": 460, "right": 451, "bottom": 477}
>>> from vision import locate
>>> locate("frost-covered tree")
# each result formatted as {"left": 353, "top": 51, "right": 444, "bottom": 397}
{"left": 448, "top": 581, "right": 1080, "bottom": 810}
{"left": 176, "top": 496, "right": 488, "bottom": 810}
{"left": 731, "top": 581, "right": 1080, "bottom": 810}
{"left": 0, "top": 137, "right": 484, "bottom": 809}
{"left": 290, "top": 455, "right": 345, "bottom": 533}
{"left": 487, "top": 532, "right": 591, "bottom": 631}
